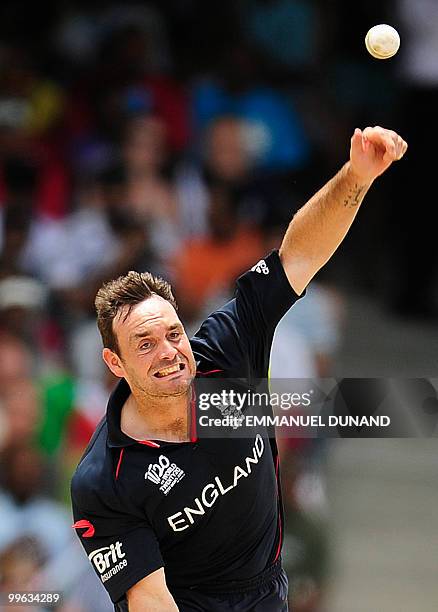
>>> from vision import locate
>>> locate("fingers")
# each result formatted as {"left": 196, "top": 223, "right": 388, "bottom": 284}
{"left": 363, "top": 126, "right": 396, "bottom": 161}
{"left": 350, "top": 128, "right": 364, "bottom": 155}
{"left": 361, "top": 125, "right": 408, "bottom": 161}
{"left": 397, "top": 136, "right": 408, "bottom": 160}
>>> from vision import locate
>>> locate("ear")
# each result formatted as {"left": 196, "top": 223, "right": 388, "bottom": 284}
{"left": 102, "top": 348, "right": 125, "bottom": 378}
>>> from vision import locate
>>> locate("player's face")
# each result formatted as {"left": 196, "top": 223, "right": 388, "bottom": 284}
{"left": 108, "top": 296, "right": 196, "bottom": 397}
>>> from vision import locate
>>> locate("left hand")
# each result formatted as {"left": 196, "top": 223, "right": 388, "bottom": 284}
{"left": 350, "top": 126, "right": 408, "bottom": 183}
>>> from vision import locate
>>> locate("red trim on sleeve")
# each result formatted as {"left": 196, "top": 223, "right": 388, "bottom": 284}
{"left": 190, "top": 386, "right": 198, "bottom": 443}
{"left": 115, "top": 448, "right": 125, "bottom": 480}
{"left": 72, "top": 519, "right": 95, "bottom": 538}
{"left": 196, "top": 369, "right": 223, "bottom": 376}
{"left": 273, "top": 454, "right": 282, "bottom": 562}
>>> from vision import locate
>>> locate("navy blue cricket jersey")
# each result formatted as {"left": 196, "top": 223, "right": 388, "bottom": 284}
{"left": 71, "top": 250, "right": 303, "bottom": 609}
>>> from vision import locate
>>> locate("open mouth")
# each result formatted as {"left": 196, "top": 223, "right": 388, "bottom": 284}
{"left": 154, "top": 363, "right": 185, "bottom": 378}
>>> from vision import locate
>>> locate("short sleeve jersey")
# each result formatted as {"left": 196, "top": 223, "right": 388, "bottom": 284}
{"left": 71, "top": 250, "right": 303, "bottom": 609}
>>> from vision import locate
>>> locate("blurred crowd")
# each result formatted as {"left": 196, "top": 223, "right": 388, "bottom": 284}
{"left": 0, "top": 1, "right": 434, "bottom": 611}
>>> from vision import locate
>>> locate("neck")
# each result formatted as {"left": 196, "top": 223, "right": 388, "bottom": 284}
{"left": 121, "top": 386, "right": 192, "bottom": 443}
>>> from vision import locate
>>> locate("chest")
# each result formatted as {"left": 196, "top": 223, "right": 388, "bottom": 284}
{"left": 116, "top": 433, "right": 276, "bottom": 537}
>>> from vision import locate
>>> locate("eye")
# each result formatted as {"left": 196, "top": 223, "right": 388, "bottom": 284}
{"left": 169, "top": 331, "right": 181, "bottom": 340}
{"left": 139, "top": 341, "right": 152, "bottom": 351}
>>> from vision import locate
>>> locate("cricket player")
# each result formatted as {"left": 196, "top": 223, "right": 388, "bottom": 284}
{"left": 71, "top": 127, "right": 407, "bottom": 611}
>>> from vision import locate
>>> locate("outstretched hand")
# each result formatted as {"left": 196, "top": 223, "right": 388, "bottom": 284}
{"left": 350, "top": 126, "right": 408, "bottom": 183}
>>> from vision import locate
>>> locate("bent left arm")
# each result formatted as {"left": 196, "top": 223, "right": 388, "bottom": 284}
{"left": 279, "top": 126, "right": 408, "bottom": 294}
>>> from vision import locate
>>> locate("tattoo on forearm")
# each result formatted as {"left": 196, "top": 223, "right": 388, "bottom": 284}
{"left": 343, "top": 183, "right": 366, "bottom": 208}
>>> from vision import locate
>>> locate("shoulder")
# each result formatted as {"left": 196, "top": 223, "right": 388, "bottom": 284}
{"left": 71, "top": 417, "right": 112, "bottom": 509}
{"left": 189, "top": 250, "right": 302, "bottom": 379}
{"left": 190, "top": 298, "right": 246, "bottom": 375}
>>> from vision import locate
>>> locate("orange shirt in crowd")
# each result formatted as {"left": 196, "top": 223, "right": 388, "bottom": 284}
{"left": 173, "top": 225, "right": 266, "bottom": 311}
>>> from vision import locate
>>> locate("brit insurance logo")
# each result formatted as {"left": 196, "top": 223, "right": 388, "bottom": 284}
{"left": 145, "top": 455, "right": 185, "bottom": 495}
{"left": 251, "top": 259, "right": 269, "bottom": 274}
{"left": 88, "top": 541, "right": 127, "bottom": 583}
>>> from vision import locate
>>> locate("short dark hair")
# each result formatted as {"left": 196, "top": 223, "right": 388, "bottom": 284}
{"left": 95, "top": 270, "right": 177, "bottom": 354}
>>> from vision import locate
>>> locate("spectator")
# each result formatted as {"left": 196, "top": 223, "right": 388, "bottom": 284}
{"left": 0, "top": 45, "right": 64, "bottom": 140}
{"left": 0, "top": 276, "right": 48, "bottom": 370}
{"left": 172, "top": 184, "right": 265, "bottom": 328}
{"left": 0, "top": 379, "right": 40, "bottom": 453}
{"left": 0, "top": 536, "right": 46, "bottom": 612}
{"left": 0, "top": 335, "right": 36, "bottom": 453}
{"left": 175, "top": 114, "right": 300, "bottom": 241}
{"left": 79, "top": 21, "right": 189, "bottom": 152}
{"left": 121, "top": 113, "right": 181, "bottom": 266}
{"left": 0, "top": 473, "right": 112, "bottom": 612}
{"left": 0, "top": 47, "right": 70, "bottom": 219}
{"left": 0, "top": 445, "right": 72, "bottom": 559}
{"left": 190, "top": 42, "right": 311, "bottom": 173}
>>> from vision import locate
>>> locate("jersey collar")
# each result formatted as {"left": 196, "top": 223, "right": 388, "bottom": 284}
{"left": 107, "top": 378, "right": 138, "bottom": 448}
{"left": 106, "top": 379, "right": 163, "bottom": 448}
{"left": 106, "top": 378, "right": 197, "bottom": 448}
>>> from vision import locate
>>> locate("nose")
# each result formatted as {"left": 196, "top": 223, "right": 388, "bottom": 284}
{"left": 158, "top": 338, "right": 178, "bottom": 361}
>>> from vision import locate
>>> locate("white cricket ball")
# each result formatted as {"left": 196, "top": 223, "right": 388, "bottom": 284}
{"left": 365, "top": 24, "right": 400, "bottom": 60}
